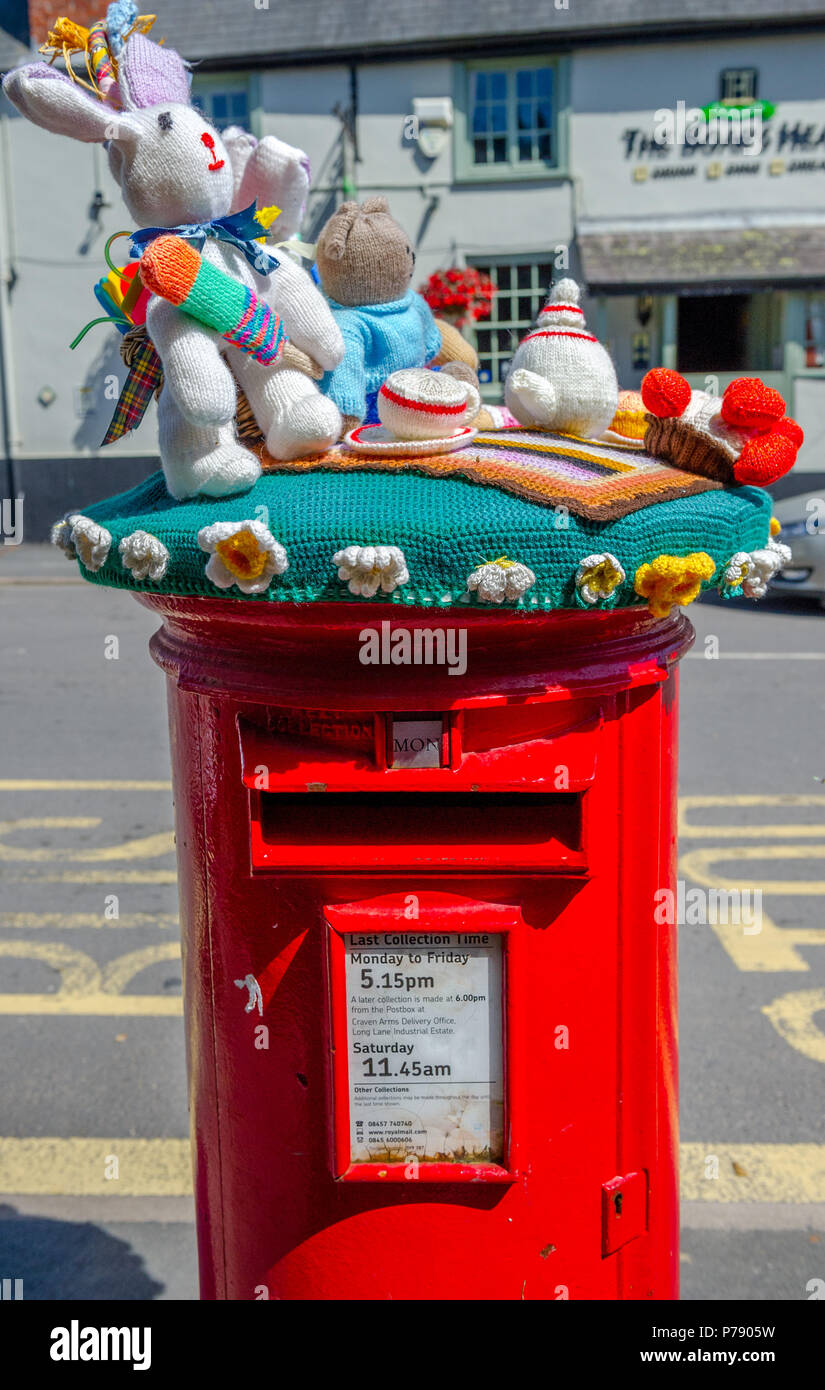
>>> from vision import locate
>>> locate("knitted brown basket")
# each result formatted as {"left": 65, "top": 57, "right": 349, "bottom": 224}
{"left": 644, "top": 414, "right": 736, "bottom": 484}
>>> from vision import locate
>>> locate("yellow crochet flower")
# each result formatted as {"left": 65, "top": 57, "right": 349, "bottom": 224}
{"left": 634, "top": 552, "right": 716, "bottom": 618}
{"left": 215, "top": 529, "right": 270, "bottom": 582}
{"left": 576, "top": 551, "right": 625, "bottom": 605}
{"left": 198, "top": 519, "right": 288, "bottom": 595}
{"left": 769, "top": 517, "right": 781, "bottom": 537}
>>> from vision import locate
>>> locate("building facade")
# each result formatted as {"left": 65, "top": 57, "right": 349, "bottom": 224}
{"left": 1, "top": 0, "right": 824, "bottom": 535}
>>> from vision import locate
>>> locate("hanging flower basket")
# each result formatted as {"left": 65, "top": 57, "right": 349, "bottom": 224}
{"left": 419, "top": 267, "right": 496, "bottom": 330}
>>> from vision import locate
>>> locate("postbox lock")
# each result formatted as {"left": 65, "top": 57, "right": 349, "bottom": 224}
{"left": 601, "top": 1171, "right": 648, "bottom": 1256}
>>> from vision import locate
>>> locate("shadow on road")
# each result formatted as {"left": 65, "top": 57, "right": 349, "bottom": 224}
{"left": 699, "top": 590, "right": 824, "bottom": 620}
{"left": 0, "top": 1203, "right": 165, "bottom": 1300}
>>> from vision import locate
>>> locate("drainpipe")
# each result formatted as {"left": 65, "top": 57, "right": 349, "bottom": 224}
{"left": 335, "top": 64, "right": 360, "bottom": 201}
{"left": 0, "top": 107, "right": 22, "bottom": 511}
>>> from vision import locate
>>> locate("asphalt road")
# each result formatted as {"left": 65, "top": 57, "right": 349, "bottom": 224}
{"left": 0, "top": 544, "right": 823, "bottom": 1302}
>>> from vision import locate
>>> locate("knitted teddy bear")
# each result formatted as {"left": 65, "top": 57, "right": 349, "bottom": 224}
{"left": 2, "top": 33, "right": 344, "bottom": 500}
{"left": 504, "top": 278, "right": 619, "bottom": 439}
{"left": 315, "top": 197, "right": 442, "bottom": 434}
{"left": 641, "top": 370, "right": 803, "bottom": 486}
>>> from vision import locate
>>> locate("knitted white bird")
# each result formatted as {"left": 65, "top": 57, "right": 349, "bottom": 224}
{"left": 505, "top": 278, "right": 619, "bottom": 439}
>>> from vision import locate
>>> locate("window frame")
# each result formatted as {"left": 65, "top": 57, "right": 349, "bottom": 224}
{"left": 719, "top": 67, "right": 758, "bottom": 106}
{"left": 190, "top": 71, "right": 260, "bottom": 137}
{"left": 466, "top": 254, "right": 558, "bottom": 396}
{"left": 454, "top": 55, "right": 569, "bottom": 183}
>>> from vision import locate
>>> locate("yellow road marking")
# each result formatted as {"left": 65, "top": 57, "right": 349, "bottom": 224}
{"left": 677, "top": 796, "right": 825, "bottom": 976}
{"left": 0, "top": 997, "right": 182, "bottom": 1015}
{"left": 679, "top": 844, "right": 825, "bottom": 895}
{"left": 679, "top": 794, "right": 825, "bottom": 840}
{"left": 763, "top": 989, "right": 825, "bottom": 1065}
{"left": 0, "top": 941, "right": 182, "bottom": 1015}
{"left": 3, "top": 871, "right": 177, "bottom": 884}
{"left": 0, "top": 781, "right": 171, "bottom": 791}
{"left": 704, "top": 909, "right": 825, "bottom": 973}
{"left": 0, "top": 818, "right": 174, "bottom": 862}
{"left": 0, "top": 913, "right": 178, "bottom": 929}
{"left": 0, "top": 1138, "right": 191, "bottom": 1196}
{"left": 680, "top": 1143, "right": 825, "bottom": 1203}
{"left": 0, "top": 1138, "right": 821, "bottom": 1200}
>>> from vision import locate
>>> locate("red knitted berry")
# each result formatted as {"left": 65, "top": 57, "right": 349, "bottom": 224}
{"left": 771, "top": 415, "right": 804, "bottom": 448}
{"left": 733, "top": 433, "right": 797, "bottom": 485}
{"left": 641, "top": 368, "right": 692, "bottom": 419}
{"left": 721, "top": 378, "right": 786, "bottom": 432}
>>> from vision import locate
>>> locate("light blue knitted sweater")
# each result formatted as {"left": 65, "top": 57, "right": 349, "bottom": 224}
{"left": 321, "top": 291, "right": 442, "bottom": 419}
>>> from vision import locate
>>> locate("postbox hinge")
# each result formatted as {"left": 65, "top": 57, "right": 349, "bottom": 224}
{"left": 601, "top": 1170, "right": 648, "bottom": 1257}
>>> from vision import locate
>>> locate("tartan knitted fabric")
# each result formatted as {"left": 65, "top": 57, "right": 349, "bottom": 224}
{"left": 102, "top": 335, "right": 163, "bottom": 446}
{"left": 67, "top": 465, "right": 773, "bottom": 610}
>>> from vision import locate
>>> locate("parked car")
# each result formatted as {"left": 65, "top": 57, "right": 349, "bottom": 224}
{"left": 771, "top": 491, "right": 825, "bottom": 604}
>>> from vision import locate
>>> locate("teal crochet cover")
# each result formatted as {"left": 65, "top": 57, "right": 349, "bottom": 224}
{"left": 69, "top": 465, "right": 773, "bottom": 610}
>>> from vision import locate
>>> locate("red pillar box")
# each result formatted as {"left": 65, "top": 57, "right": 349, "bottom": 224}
{"left": 2, "top": 25, "right": 798, "bottom": 1299}
{"left": 57, "top": 407, "right": 778, "bottom": 1300}
{"left": 140, "top": 598, "right": 687, "bottom": 1301}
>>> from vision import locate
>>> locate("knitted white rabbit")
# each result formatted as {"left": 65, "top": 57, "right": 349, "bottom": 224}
{"left": 221, "top": 125, "right": 311, "bottom": 245}
{"left": 505, "top": 278, "right": 618, "bottom": 440}
{"left": 2, "top": 33, "right": 344, "bottom": 500}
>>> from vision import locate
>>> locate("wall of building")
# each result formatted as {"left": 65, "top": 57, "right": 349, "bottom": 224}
{"left": 1, "top": 25, "right": 824, "bottom": 536}
{"left": 571, "top": 33, "right": 825, "bottom": 220}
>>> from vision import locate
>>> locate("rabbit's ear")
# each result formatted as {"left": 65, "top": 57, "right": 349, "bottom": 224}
{"left": 234, "top": 135, "right": 311, "bottom": 236}
{"left": 222, "top": 125, "right": 259, "bottom": 203}
{"left": 118, "top": 32, "right": 191, "bottom": 110}
{"left": 2, "top": 63, "right": 139, "bottom": 143}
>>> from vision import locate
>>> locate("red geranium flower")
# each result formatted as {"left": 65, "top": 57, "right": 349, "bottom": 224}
{"left": 418, "top": 267, "right": 496, "bottom": 327}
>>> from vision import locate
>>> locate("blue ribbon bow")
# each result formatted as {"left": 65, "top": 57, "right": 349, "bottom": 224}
{"left": 130, "top": 202, "right": 280, "bottom": 277}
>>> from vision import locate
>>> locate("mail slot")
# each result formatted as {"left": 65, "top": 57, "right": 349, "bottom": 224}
{"left": 250, "top": 791, "right": 585, "bottom": 872}
{"left": 144, "top": 599, "right": 689, "bottom": 1301}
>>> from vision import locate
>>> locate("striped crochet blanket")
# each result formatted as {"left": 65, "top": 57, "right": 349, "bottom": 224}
{"left": 260, "top": 427, "right": 721, "bottom": 521}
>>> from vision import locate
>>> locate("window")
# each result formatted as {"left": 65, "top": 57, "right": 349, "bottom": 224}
{"left": 457, "top": 58, "right": 565, "bottom": 179}
{"left": 678, "top": 295, "right": 749, "bottom": 373}
{"left": 720, "top": 68, "right": 757, "bottom": 106}
{"left": 469, "top": 259, "right": 555, "bottom": 387}
{"left": 192, "top": 81, "right": 250, "bottom": 131}
{"left": 676, "top": 292, "right": 779, "bottom": 375}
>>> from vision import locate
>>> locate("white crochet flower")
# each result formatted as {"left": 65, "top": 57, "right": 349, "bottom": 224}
{"left": 768, "top": 537, "right": 792, "bottom": 564}
{"left": 67, "top": 514, "right": 111, "bottom": 572}
{"left": 333, "top": 544, "right": 409, "bottom": 598}
{"left": 119, "top": 530, "right": 170, "bottom": 583}
{"left": 741, "top": 540, "right": 792, "bottom": 599}
{"left": 723, "top": 551, "right": 752, "bottom": 588}
{"left": 198, "top": 519, "right": 288, "bottom": 595}
{"left": 575, "top": 552, "right": 625, "bottom": 605}
{"left": 51, "top": 516, "right": 77, "bottom": 559}
{"left": 467, "top": 557, "right": 536, "bottom": 604}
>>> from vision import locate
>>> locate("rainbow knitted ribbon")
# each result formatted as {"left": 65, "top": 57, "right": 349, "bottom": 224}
{"left": 140, "top": 236, "right": 287, "bottom": 366}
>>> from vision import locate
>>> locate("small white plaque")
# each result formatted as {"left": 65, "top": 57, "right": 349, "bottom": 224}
{"left": 390, "top": 718, "right": 443, "bottom": 769}
{"left": 344, "top": 931, "right": 504, "bottom": 1165}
